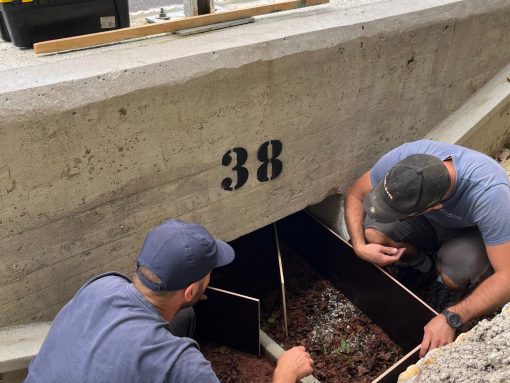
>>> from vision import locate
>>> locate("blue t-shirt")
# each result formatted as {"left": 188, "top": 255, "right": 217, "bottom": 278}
{"left": 24, "top": 273, "right": 220, "bottom": 383}
{"left": 370, "top": 140, "right": 510, "bottom": 245}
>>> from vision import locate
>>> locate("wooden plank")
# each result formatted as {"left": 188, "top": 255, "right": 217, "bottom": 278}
{"left": 34, "top": 0, "right": 329, "bottom": 54}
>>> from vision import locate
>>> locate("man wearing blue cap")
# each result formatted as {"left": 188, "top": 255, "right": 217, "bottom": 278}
{"left": 345, "top": 139, "right": 510, "bottom": 358}
{"left": 25, "top": 219, "right": 313, "bottom": 383}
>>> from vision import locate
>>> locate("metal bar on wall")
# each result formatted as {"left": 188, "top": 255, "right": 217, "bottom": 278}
{"left": 273, "top": 223, "right": 289, "bottom": 339}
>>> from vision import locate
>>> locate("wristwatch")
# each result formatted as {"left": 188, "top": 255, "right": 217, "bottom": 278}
{"left": 441, "top": 309, "right": 462, "bottom": 329}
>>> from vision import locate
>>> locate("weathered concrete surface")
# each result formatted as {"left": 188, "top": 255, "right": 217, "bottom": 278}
{"left": 2, "top": 0, "right": 510, "bottom": 327}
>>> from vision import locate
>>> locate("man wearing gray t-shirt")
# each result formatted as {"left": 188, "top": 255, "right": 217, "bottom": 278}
{"left": 345, "top": 139, "right": 510, "bottom": 358}
{"left": 25, "top": 219, "right": 313, "bottom": 383}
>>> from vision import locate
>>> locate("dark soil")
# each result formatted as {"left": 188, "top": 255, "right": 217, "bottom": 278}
{"left": 200, "top": 342, "right": 274, "bottom": 383}
{"left": 261, "top": 245, "right": 404, "bottom": 383}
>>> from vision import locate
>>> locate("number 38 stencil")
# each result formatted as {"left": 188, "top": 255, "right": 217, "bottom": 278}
{"left": 221, "top": 140, "right": 283, "bottom": 191}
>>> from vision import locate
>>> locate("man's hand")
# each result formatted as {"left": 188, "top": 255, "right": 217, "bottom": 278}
{"left": 354, "top": 243, "right": 405, "bottom": 267}
{"left": 345, "top": 171, "right": 405, "bottom": 267}
{"left": 273, "top": 346, "right": 313, "bottom": 383}
{"left": 419, "top": 314, "right": 456, "bottom": 357}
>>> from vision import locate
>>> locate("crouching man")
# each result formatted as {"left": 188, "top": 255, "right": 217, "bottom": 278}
{"left": 345, "top": 140, "right": 510, "bottom": 357}
{"left": 25, "top": 219, "right": 313, "bottom": 382}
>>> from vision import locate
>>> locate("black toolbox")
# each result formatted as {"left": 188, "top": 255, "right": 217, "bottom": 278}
{"left": 0, "top": 0, "right": 130, "bottom": 48}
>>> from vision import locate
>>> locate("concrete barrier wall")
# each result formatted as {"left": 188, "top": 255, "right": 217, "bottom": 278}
{"left": 1, "top": 0, "right": 510, "bottom": 326}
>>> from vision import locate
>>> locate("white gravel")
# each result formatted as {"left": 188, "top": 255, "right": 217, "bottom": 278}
{"left": 308, "top": 287, "right": 360, "bottom": 352}
{"left": 399, "top": 303, "right": 510, "bottom": 383}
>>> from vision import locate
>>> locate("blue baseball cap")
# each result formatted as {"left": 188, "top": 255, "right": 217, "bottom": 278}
{"left": 136, "top": 219, "right": 235, "bottom": 291}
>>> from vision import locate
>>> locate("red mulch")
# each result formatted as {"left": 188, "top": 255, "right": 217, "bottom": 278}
{"left": 200, "top": 342, "right": 275, "bottom": 383}
{"left": 261, "top": 245, "right": 404, "bottom": 383}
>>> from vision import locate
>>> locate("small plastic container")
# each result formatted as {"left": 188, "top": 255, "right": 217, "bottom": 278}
{"left": 0, "top": 0, "right": 130, "bottom": 48}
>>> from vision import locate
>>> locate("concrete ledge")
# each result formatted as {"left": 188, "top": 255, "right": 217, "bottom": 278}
{"left": 426, "top": 62, "right": 510, "bottom": 154}
{"left": 0, "top": 323, "right": 50, "bottom": 374}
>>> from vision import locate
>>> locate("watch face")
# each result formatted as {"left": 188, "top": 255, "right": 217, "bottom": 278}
{"left": 448, "top": 313, "right": 462, "bottom": 328}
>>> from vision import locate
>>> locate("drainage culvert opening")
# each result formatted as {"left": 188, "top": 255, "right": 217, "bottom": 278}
{"left": 195, "top": 211, "right": 436, "bottom": 382}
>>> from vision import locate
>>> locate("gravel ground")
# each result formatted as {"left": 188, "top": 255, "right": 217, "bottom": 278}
{"left": 398, "top": 303, "right": 510, "bottom": 383}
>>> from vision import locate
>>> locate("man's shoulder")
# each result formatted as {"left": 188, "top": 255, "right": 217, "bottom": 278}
{"left": 86, "top": 272, "right": 131, "bottom": 285}
{"left": 78, "top": 272, "right": 131, "bottom": 293}
{"left": 394, "top": 139, "right": 458, "bottom": 155}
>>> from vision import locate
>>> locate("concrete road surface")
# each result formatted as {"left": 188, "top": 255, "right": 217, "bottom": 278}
{"left": 129, "top": 0, "right": 180, "bottom": 12}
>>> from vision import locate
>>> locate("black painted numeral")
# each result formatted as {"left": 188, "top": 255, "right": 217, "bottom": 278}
{"left": 257, "top": 140, "right": 283, "bottom": 182}
{"left": 221, "top": 140, "right": 283, "bottom": 191}
{"left": 221, "top": 147, "right": 249, "bottom": 191}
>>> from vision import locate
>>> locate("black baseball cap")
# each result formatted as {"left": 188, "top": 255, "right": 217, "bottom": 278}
{"left": 363, "top": 154, "right": 451, "bottom": 223}
{"left": 136, "top": 219, "right": 235, "bottom": 291}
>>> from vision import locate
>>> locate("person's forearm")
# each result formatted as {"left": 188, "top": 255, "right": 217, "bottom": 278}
{"left": 449, "top": 270, "right": 510, "bottom": 322}
{"left": 344, "top": 191, "right": 367, "bottom": 249}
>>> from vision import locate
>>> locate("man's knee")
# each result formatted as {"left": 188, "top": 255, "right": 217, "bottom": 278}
{"left": 364, "top": 227, "right": 380, "bottom": 243}
{"left": 437, "top": 233, "right": 491, "bottom": 290}
{"left": 365, "top": 227, "right": 392, "bottom": 245}
{"left": 438, "top": 271, "right": 464, "bottom": 291}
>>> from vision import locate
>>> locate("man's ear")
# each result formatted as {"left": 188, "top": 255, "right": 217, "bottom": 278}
{"left": 183, "top": 282, "right": 199, "bottom": 303}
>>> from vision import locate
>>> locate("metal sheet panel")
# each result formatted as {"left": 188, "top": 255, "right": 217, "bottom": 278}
{"left": 195, "top": 286, "right": 261, "bottom": 356}
{"left": 210, "top": 224, "right": 281, "bottom": 299}
{"left": 277, "top": 211, "right": 436, "bottom": 352}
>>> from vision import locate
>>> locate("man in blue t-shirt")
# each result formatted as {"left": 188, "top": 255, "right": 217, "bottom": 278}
{"left": 345, "top": 139, "right": 510, "bottom": 358}
{"left": 25, "top": 219, "right": 313, "bottom": 383}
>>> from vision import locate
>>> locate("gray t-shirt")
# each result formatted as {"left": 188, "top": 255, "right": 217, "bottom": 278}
{"left": 24, "top": 273, "right": 220, "bottom": 383}
{"left": 370, "top": 140, "right": 510, "bottom": 245}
